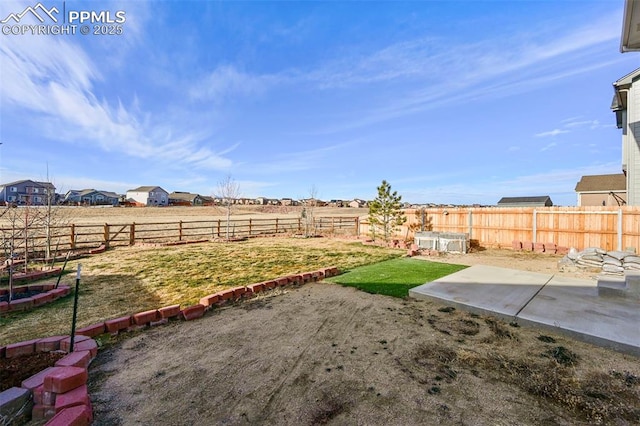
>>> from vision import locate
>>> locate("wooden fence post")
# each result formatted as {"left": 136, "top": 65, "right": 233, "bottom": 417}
{"left": 130, "top": 223, "right": 135, "bottom": 246}
{"left": 179, "top": 221, "right": 183, "bottom": 241}
{"left": 355, "top": 217, "right": 359, "bottom": 237}
{"left": 275, "top": 218, "right": 278, "bottom": 234}
{"left": 103, "top": 223, "right": 110, "bottom": 248}
{"left": 618, "top": 209, "right": 623, "bottom": 251}
{"left": 298, "top": 217, "right": 301, "bottom": 233}
{"left": 70, "top": 224, "right": 76, "bottom": 249}
{"left": 217, "top": 219, "right": 221, "bottom": 237}
{"left": 249, "top": 218, "right": 252, "bottom": 236}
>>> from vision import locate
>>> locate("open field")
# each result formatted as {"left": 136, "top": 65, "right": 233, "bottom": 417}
{"left": 0, "top": 205, "right": 369, "bottom": 227}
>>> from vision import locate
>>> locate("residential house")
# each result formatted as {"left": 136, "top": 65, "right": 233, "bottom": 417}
{"left": 126, "top": 186, "right": 169, "bottom": 206}
{"left": 200, "top": 195, "right": 215, "bottom": 206}
{"left": 349, "top": 199, "right": 367, "bottom": 208}
{"left": 64, "top": 189, "right": 120, "bottom": 206}
{"left": 281, "top": 198, "right": 297, "bottom": 206}
{"left": 612, "top": 67, "right": 640, "bottom": 205}
{"left": 300, "top": 198, "right": 326, "bottom": 207}
{"left": 613, "top": 3, "right": 640, "bottom": 204}
{"left": 574, "top": 174, "right": 627, "bottom": 206}
{"left": 497, "top": 196, "right": 553, "bottom": 207}
{"left": 169, "top": 192, "right": 204, "bottom": 206}
{"left": 620, "top": 0, "right": 640, "bottom": 52}
{"left": 255, "top": 197, "right": 280, "bottom": 205}
{"left": 0, "top": 179, "right": 55, "bottom": 206}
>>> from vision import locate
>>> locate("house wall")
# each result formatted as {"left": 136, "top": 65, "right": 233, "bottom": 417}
{"left": 128, "top": 189, "right": 168, "bottom": 206}
{"left": 0, "top": 181, "right": 53, "bottom": 205}
{"left": 578, "top": 192, "right": 627, "bottom": 207}
{"left": 628, "top": 81, "right": 640, "bottom": 205}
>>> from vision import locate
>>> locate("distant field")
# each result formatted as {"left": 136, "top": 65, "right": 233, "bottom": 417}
{"left": 0, "top": 205, "right": 368, "bottom": 226}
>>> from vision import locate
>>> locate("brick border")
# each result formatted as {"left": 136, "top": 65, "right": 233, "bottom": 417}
{"left": 0, "top": 284, "right": 71, "bottom": 313}
{"left": 0, "top": 266, "right": 341, "bottom": 425}
{"left": 0, "top": 335, "right": 96, "bottom": 425}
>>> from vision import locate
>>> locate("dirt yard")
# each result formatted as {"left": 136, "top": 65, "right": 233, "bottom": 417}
{"left": 87, "top": 250, "right": 639, "bottom": 426}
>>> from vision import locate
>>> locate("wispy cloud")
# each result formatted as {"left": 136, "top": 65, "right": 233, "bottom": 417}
{"left": 189, "top": 65, "right": 283, "bottom": 102}
{"left": 0, "top": 21, "right": 235, "bottom": 172}
{"left": 241, "top": 142, "right": 352, "bottom": 175}
{"left": 536, "top": 117, "right": 614, "bottom": 139}
{"left": 288, "top": 11, "right": 624, "bottom": 134}
{"left": 403, "top": 162, "right": 622, "bottom": 205}
{"left": 536, "top": 129, "right": 569, "bottom": 138}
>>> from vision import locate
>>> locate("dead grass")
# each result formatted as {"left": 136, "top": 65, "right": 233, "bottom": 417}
{"left": 0, "top": 205, "right": 368, "bottom": 227}
{"left": 405, "top": 306, "right": 640, "bottom": 425}
{"left": 0, "top": 237, "right": 400, "bottom": 345}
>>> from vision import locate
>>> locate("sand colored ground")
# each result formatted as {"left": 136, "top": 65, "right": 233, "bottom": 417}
{"left": 87, "top": 251, "right": 638, "bottom": 426}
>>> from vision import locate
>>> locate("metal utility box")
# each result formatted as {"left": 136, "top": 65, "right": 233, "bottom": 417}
{"left": 414, "top": 231, "right": 469, "bottom": 253}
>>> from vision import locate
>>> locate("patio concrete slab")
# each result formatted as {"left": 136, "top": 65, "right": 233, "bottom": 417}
{"left": 409, "top": 265, "right": 640, "bottom": 356}
{"left": 409, "top": 265, "right": 553, "bottom": 317}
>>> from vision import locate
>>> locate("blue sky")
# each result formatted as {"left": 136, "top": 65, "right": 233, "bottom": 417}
{"left": 1, "top": 0, "right": 638, "bottom": 205}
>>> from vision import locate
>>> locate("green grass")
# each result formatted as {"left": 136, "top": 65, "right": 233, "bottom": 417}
{"left": 325, "top": 257, "right": 468, "bottom": 298}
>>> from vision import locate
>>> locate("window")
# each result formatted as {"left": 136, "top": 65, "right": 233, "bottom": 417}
{"left": 10, "top": 187, "right": 17, "bottom": 192}
{"left": 7, "top": 195, "right": 15, "bottom": 201}
{"left": 34, "top": 196, "right": 41, "bottom": 202}
{"left": 149, "top": 192, "right": 154, "bottom": 196}
{"left": 33, "top": 188, "right": 39, "bottom": 193}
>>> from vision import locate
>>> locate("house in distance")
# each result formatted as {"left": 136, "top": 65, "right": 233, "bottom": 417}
{"left": 497, "top": 196, "right": 553, "bottom": 207}
{"left": 574, "top": 174, "right": 626, "bottom": 206}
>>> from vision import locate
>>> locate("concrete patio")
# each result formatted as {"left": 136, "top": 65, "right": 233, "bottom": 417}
{"left": 409, "top": 265, "right": 640, "bottom": 356}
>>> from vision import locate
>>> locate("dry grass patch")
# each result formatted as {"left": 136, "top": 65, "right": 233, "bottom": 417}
{"left": 0, "top": 237, "right": 399, "bottom": 345}
{"left": 400, "top": 306, "right": 640, "bottom": 425}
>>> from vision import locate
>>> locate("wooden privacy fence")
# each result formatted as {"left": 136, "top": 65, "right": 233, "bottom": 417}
{"left": 0, "top": 216, "right": 359, "bottom": 255}
{"left": 359, "top": 206, "right": 640, "bottom": 252}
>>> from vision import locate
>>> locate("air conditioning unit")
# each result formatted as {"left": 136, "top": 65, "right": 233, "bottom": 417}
{"left": 414, "top": 231, "right": 439, "bottom": 250}
{"left": 414, "top": 231, "right": 469, "bottom": 253}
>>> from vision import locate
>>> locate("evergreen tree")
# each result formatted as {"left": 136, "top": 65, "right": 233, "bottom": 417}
{"left": 368, "top": 180, "right": 406, "bottom": 242}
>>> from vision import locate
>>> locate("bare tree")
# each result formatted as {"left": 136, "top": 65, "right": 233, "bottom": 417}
{"left": 301, "top": 185, "right": 318, "bottom": 237}
{"left": 215, "top": 175, "right": 241, "bottom": 241}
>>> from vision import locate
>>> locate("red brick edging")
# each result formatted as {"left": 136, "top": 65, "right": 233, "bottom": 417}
{"left": 0, "top": 265, "right": 341, "bottom": 425}
{"left": 0, "top": 284, "right": 71, "bottom": 313}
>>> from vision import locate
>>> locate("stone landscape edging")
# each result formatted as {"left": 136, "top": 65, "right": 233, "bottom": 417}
{"left": 0, "top": 283, "right": 71, "bottom": 314}
{"left": 0, "top": 265, "right": 341, "bottom": 426}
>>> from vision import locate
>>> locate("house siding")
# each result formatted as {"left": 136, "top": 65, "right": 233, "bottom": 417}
{"left": 0, "top": 180, "right": 55, "bottom": 206}
{"left": 126, "top": 188, "right": 168, "bottom": 206}
{"left": 578, "top": 192, "right": 627, "bottom": 206}
{"left": 627, "top": 82, "right": 640, "bottom": 205}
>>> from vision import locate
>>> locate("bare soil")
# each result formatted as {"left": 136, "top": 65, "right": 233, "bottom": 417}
{"left": 0, "top": 351, "right": 65, "bottom": 392}
{"left": 87, "top": 250, "right": 639, "bottom": 425}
